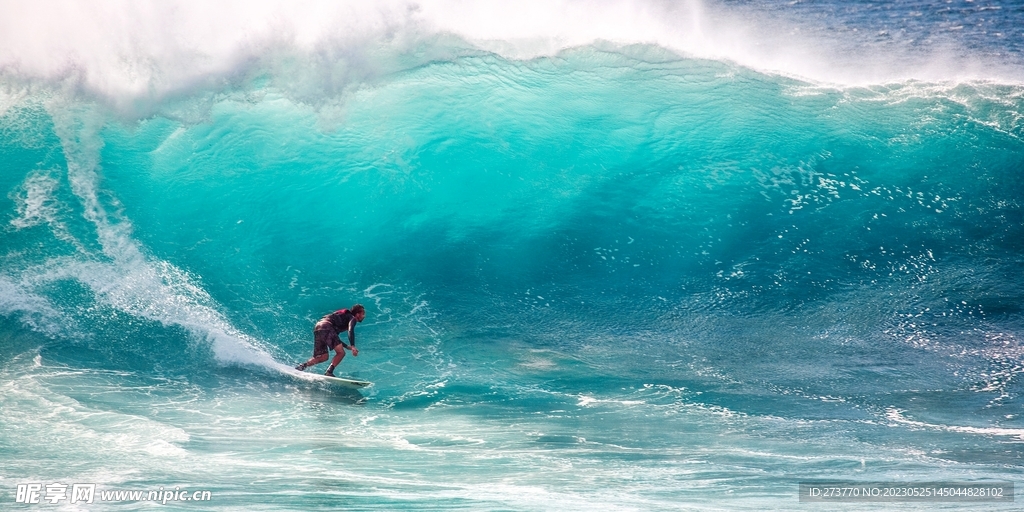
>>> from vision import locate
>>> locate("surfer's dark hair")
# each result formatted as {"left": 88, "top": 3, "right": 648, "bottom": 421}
{"left": 351, "top": 304, "right": 365, "bottom": 314}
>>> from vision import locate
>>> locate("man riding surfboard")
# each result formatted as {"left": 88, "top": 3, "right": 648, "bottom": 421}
{"left": 295, "top": 304, "right": 365, "bottom": 377}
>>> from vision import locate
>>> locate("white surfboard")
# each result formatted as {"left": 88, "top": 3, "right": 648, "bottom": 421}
{"left": 292, "top": 370, "right": 371, "bottom": 389}
{"left": 314, "top": 373, "right": 372, "bottom": 388}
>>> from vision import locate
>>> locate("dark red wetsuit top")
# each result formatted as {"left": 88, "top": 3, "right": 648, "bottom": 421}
{"left": 315, "top": 309, "right": 358, "bottom": 348}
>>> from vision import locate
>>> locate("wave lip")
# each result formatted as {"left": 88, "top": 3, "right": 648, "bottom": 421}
{"left": 3, "top": 0, "right": 1023, "bottom": 111}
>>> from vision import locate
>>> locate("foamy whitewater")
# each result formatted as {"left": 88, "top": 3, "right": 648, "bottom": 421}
{"left": 2, "top": 0, "right": 1023, "bottom": 510}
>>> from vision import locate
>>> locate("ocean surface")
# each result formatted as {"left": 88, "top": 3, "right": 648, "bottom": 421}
{"left": 2, "top": 0, "right": 1023, "bottom": 509}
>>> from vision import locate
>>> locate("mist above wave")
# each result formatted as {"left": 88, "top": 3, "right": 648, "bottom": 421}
{"left": 2, "top": 0, "right": 1021, "bottom": 115}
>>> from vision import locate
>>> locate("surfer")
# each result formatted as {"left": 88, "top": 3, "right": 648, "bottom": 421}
{"left": 295, "top": 304, "right": 365, "bottom": 377}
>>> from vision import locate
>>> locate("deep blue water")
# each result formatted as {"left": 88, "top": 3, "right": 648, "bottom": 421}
{"left": 2, "top": 1, "right": 1023, "bottom": 510}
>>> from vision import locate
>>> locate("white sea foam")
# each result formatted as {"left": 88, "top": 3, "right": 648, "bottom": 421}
{"left": 1, "top": 102, "right": 286, "bottom": 370}
{"left": 1, "top": 0, "right": 1020, "bottom": 111}
{"left": 886, "top": 408, "right": 1024, "bottom": 440}
{"left": 0, "top": 363, "right": 193, "bottom": 468}
{"left": 0, "top": 85, "right": 29, "bottom": 117}
{"left": 8, "top": 169, "right": 88, "bottom": 252}
{"left": 0, "top": 276, "right": 66, "bottom": 337}
{"left": 9, "top": 170, "right": 61, "bottom": 230}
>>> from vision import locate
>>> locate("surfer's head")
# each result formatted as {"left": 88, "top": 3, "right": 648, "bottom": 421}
{"left": 352, "top": 304, "right": 366, "bottom": 322}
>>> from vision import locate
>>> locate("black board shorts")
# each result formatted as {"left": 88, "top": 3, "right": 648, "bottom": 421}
{"left": 313, "top": 325, "right": 342, "bottom": 357}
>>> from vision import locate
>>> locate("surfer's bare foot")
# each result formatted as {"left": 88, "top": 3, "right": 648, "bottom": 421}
{"left": 295, "top": 363, "right": 308, "bottom": 371}
{"left": 324, "top": 365, "right": 336, "bottom": 377}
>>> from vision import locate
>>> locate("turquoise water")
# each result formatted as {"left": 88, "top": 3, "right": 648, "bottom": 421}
{"left": 2, "top": 1, "right": 1024, "bottom": 510}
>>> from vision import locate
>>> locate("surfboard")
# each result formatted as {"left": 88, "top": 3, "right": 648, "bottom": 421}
{"left": 315, "top": 374, "right": 372, "bottom": 388}
{"left": 292, "top": 370, "right": 372, "bottom": 389}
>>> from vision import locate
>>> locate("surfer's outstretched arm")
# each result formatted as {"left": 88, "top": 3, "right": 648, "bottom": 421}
{"left": 347, "top": 317, "right": 359, "bottom": 357}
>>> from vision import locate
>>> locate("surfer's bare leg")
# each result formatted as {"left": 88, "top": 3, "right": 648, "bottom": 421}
{"left": 297, "top": 329, "right": 338, "bottom": 371}
{"left": 325, "top": 347, "right": 346, "bottom": 376}
{"left": 295, "top": 353, "right": 328, "bottom": 371}
{"left": 305, "top": 353, "right": 330, "bottom": 366}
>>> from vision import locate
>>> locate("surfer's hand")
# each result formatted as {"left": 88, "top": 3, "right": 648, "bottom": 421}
{"left": 351, "top": 347, "right": 359, "bottom": 357}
